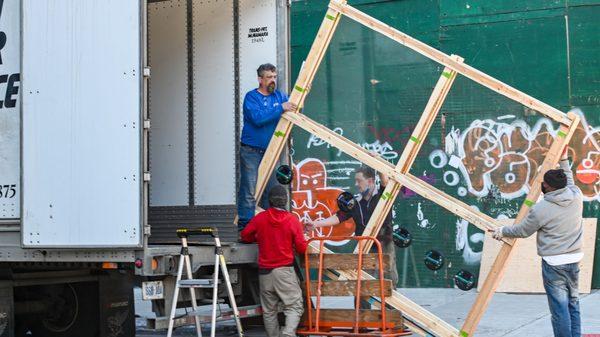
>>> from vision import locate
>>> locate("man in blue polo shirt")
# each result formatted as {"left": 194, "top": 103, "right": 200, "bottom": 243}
{"left": 238, "top": 63, "right": 297, "bottom": 230}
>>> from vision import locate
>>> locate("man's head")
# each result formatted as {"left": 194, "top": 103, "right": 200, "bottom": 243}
{"left": 354, "top": 166, "right": 376, "bottom": 197}
{"left": 257, "top": 63, "right": 277, "bottom": 94}
{"left": 268, "top": 185, "right": 288, "bottom": 209}
{"left": 542, "top": 169, "right": 567, "bottom": 194}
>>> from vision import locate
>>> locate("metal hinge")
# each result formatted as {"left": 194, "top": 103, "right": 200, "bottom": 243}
{"left": 144, "top": 226, "right": 151, "bottom": 235}
{"left": 143, "top": 67, "right": 151, "bottom": 77}
{"left": 143, "top": 119, "right": 151, "bottom": 129}
{"left": 143, "top": 172, "right": 151, "bottom": 181}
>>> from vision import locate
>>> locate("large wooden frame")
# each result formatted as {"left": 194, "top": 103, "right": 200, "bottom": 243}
{"left": 252, "top": 1, "right": 581, "bottom": 336}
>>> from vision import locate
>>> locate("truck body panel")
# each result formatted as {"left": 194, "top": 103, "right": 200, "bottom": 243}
{"left": 21, "top": 0, "right": 144, "bottom": 248}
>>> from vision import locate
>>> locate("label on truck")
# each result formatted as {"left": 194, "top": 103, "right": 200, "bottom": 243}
{"left": 0, "top": 0, "right": 21, "bottom": 219}
{"left": 142, "top": 281, "right": 165, "bottom": 301}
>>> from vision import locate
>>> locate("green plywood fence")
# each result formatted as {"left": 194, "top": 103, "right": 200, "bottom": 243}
{"left": 289, "top": 0, "right": 600, "bottom": 288}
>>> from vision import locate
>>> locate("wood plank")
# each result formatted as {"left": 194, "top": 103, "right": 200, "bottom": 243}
{"left": 253, "top": 3, "right": 345, "bottom": 209}
{"left": 283, "top": 111, "right": 512, "bottom": 244}
{"left": 301, "top": 253, "right": 390, "bottom": 270}
{"left": 309, "top": 242, "right": 461, "bottom": 337}
{"left": 461, "top": 114, "right": 581, "bottom": 337}
{"left": 357, "top": 57, "right": 463, "bottom": 254}
{"left": 304, "top": 280, "right": 392, "bottom": 297}
{"left": 329, "top": 1, "right": 572, "bottom": 126}
{"left": 478, "top": 218, "right": 597, "bottom": 294}
{"left": 303, "top": 308, "right": 402, "bottom": 326}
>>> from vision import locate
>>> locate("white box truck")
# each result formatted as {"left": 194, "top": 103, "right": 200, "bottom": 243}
{"left": 0, "top": 0, "right": 290, "bottom": 335}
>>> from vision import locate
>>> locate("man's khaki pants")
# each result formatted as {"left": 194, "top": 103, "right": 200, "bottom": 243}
{"left": 259, "top": 266, "right": 304, "bottom": 337}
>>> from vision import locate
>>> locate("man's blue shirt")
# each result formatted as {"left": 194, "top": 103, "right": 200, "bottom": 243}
{"left": 241, "top": 89, "right": 288, "bottom": 150}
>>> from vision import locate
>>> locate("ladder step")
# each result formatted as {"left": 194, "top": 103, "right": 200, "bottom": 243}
{"left": 178, "top": 279, "right": 220, "bottom": 288}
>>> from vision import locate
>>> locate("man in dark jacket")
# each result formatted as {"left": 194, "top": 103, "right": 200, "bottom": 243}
{"left": 306, "top": 165, "right": 398, "bottom": 287}
{"left": 240, "top": 185, "right": 307, "bottom": 337}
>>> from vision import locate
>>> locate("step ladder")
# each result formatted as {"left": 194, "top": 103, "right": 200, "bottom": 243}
{"left": 166, "top": 227, "right": 244, "bottom": 337}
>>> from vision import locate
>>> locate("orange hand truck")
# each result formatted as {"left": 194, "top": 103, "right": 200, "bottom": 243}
{"left": 297, "top": 236, "right": 410, "bottom": 336}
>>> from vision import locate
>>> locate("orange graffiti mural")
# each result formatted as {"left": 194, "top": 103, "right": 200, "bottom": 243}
{"left": 291, "top": 158, "right": 356, "bottom": 244}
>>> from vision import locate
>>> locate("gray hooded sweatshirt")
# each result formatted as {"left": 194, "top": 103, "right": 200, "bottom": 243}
{"left": 502, "top": 159, "right": 583, "bottom": 257}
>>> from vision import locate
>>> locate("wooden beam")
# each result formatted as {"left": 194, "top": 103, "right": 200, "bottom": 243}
{"left": 459, "top": 112, "right": 581, "bottom": 337}
{"left": 252, "top": 2, "right": 345, "bottom": 208}
{"left": 308, "top": 242, "right": 460, "bottom": 337}
{"left": 329, "top": 1, "right": 572, "bottom": 126}
{"left": 300, "top": 253, "right": 390, "bottom": 270}
{"left": 356, "top": 56, "right": 463, "bottom": 254}
{"left": 303, "top": 280, "right": 393, "bottom": 297}
{"left": 303, "top": 308, "right": 403, "bottom": 326}
{"left": 369, "top": 298, "right": 429, "bottom": 336}
{"left": 283, "top": 111, "right": 513, "bottom": 244}
{"left": 404, "top": 319, "right": 429, "bottom": 337}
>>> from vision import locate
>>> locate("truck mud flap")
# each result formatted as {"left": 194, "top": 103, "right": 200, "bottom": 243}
{"left": 99, "top": 272, "right": 135, "bottom": 337}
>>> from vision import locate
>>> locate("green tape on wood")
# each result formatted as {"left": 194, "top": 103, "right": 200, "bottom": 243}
{"left": 442, "top": 71, "right": 452, "bottom": 78}
{"left": 410, "top": 136, "right": 420, "bottom": 144}
{"left": 382, "top": 192, "right": 392, "bottom": 201}
{"left": 460, "top": 331, "right": 469, "bottom": 337}
{"left": 325, "top": 14, "right": 336, "bottom": 20}
{"left": 557, "top": 130, "right": 567, "bottom": 138}
{"left": 294, "top": 85, "right": 305, "bottom": 93}
{"left": 524, "top": 199, "right": 535, "bottom": 207}
{"left": 274, "top": 131, "right": 286, "bottom": 138}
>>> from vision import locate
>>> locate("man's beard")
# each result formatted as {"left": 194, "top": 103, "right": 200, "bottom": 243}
{"left": 267, "top": 82, "right": 276, "bottom": 93}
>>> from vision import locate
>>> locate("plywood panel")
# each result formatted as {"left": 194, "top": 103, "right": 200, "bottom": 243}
{"left": 478, "top": 218, "right": 596, "bottom": 293}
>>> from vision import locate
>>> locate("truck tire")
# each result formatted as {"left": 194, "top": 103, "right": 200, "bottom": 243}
{"left": 29, "top": 282, "right": 99, "bottom": 337}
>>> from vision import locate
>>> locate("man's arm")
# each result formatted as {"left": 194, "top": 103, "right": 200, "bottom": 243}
{"left": 243, "top": 93, "right": 296, "bottom": 127}
{"left": 243, "top": 94, "right": 282, "bottom": 127}
{"left": 367, "top": 151, "right": 389, "bottom": 188}
{"left": 501, "top": 207, "right": 542, "bottom": 238}
{"left": 308, "top": 214, "right": 342, "bottom": 231}
{"left": 559, "top": 148, "right": 575, "bottom": 187}
{"left": 239, "top": 218, "right": 258, "bottom": 243}
{"left": 379, "top": 171, "right": 389, "bottom": 188}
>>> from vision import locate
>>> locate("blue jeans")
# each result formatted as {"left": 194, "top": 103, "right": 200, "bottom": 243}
{"left": 542, "top": 259, "right": 581, "bottom": 337}
{"left": 237, "top": 144, "right": 278, "bottom": 229}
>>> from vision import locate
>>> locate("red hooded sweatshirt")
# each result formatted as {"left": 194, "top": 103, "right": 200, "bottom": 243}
{"left": 240, "top": 208, "right": 308, "bottom": 269}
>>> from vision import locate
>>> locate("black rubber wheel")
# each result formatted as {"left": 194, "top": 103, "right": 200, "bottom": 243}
{"left": 29, "top": 282, "right": 99, "bottom": 337}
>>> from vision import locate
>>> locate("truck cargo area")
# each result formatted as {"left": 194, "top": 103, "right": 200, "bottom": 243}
{"left": 147, "top": 0, "right": 285, "bottom": 244}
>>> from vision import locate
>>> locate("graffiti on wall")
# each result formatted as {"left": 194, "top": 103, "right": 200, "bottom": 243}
{"left": 292, "top": 128, "right": 402, "bottom": 245}
{"left": 431, "top": 111, "right": 600, "bottom": 201}
{"left": 291, "top": 111, "right": 598, "bottom": 262}
{"left": 291, "top": 158, "right": 356, "bottom": 246}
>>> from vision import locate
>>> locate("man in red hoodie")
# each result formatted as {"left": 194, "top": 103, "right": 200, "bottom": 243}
{"left": 240, "top": 185, "right": 308, "bottom": 337}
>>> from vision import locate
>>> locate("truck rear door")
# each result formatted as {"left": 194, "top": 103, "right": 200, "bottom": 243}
{"left": 21, "top": 0, "right": 143, "bottom": 247}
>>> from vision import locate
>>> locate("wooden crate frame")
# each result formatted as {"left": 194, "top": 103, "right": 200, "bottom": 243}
{"left": 251, "top": 1, "right": 581, "bottom": 336}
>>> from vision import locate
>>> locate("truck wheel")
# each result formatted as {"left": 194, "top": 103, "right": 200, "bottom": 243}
{"left": 29, "top": 282, "right": 99, "bottom": 337}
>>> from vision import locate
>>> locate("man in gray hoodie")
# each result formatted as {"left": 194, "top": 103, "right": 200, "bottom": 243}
{"left": 491, "top": 148, "right": 583, "bottom": 337}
